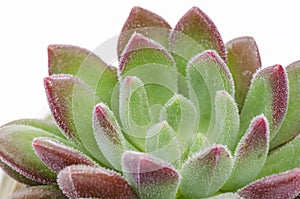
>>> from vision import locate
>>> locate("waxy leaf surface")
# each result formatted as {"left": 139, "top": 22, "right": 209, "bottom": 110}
{"left": 9, "top": 186, "right": 66, "bottom": 199}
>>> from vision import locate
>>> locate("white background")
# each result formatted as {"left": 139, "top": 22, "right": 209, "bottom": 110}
{"left": 0, "top": 0, "right": 299, "bottom": 180}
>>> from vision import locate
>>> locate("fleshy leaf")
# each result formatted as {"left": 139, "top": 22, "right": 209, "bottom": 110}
{"left": 119, "top": 33, "right": 177, "bottom": 108}
{"left": 188, "top": 133, "right": 211, "bottom": 157}
{"left": 118, "top": 6, "right": 171, "bottom": 56}
{"left": 222, "top": 115, "right": 269, "bottom": 191}
{"left": 187, "top": 51, "right": 234, "bottom": 134}
{"left": 0, "top": 160, "right": 40, "bottom": 186}
{"left": 119, "top": 76, "right": 153, "bottom": 150}
{"left": 33, "top": 137, "right": 97, "bottom": 173}
{"left": 145, "top": 121, "right": 181, "bottom": 164}
{"left": 159, "top": 94, "right": 198, "bottom": 158}
{"left": 171, "top": 7, "right": 225, "bottom": 77}
{"left": 122, "top": 151, "right": 179, "bottom": 199}
{"left": 48, "top": 44, "right": 118, "bottom": 108}
{"left": 93, "top": 103, "right": 125, "bottom": 170}
{"left": 208, "top": 91, "right": 240, "bottom": 152}
{"left": 4, "top": 119, "right": 64, "bottom": 138}
{"left": 239, "top": 64, "right": 288, "bottom": 141}
{"left": 238, "top": 168, "right": 300, "bottom": 199}
{"left": 258, "top": 134, "right": 300, "bottom": 179}
{"left": 9, "top": 186, "right": 66, "bottom": 199}
{"left": 226, "top": 37, "right": 261, "bottom": 111}
{"left": 179, "top": 145, "right": 233, "bottom": 198}
{"left": 58, "top": 165, "right": 137, "bottom": 199}
{"left": 271, "top": 61, "right": 300, "bottom": 149}
{"left": 44, "top": 75, "right": 111, "bottom": 167}
{"left": 0, "top": 124, "right": 58, "bottom": 184}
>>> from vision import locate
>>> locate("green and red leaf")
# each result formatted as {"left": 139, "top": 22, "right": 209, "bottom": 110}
{"left": 238, "top": 168, "right": 300, "bottom": 199}
{"left": 187, "top": 51, "right": 234, "bottom": 134}
{"left": 179, "top": 145, "right": 233, "bottom": 198}
{"left": 222, "top": 115, "right": 269, "bottom": 191}
{"left": 226, "top": 36, "right": 261, "bottom": 111}
{"left": 33, "top": 137, "right": 97, "bottom": 173}
{"left": 58, "top": 165, "right": 137, "bottom": 199}
{"left": 122, "top": 151, "right": 179, "bottom": 199}
{"left": 239, "top": 64, "right": 288, "bottom": 141}
{"left": 118, "top": 6, "right": 171, "bottom": 56}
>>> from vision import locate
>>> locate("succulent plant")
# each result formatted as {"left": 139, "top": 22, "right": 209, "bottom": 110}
{"left": 1, "top": 6, "right": 300, "bottom": 199}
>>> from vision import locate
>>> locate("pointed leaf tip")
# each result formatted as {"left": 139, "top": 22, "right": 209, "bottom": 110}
{"left": 58, "top": 165, "right": 137, "bottom": 199}
{"left": 180, "top": 145, "right": 233, "bottom": 198}
{"left": 118, "top": 6, "right": 171, "bottom": 56}
{"left": 122, "top": 151, "right": 179, "bottom": 199}
{"left": 240, "top": 64, "right": 288, "bottom": 140}
{"left": 33, "top": 137, "right": 96, "bottom": 173}
{"left": 222, "top": 115, "right": 269, "bottom": 190}
{"left": 238, "top": 168, "right": 300, "bottom": 199}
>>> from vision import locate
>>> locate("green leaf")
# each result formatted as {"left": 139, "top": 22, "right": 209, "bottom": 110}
{"left": 239, "top": 64, "right": 288, "bottom": 141}
{"left": 118, "top": 6, "right": 171, "bottom": 56}
{"left": 58, "top": 165, "right": 137, "bottom": 199}
{"left": 119, "top": 33, "right": 177, "bottom": 108}
{"left": 0, "top": 124, "right": 59, "bottom": 184}
{"left": 238, "top": 168, "right": 300, "bottom": 199}
{"left": 122, "top": 151, "right": 179, "bottom": 199}
{"left": 208, "top": 91, "right": 240, "bottom": 152}
{"left": 170, "top": 7, "right": 226, "bottom": 77}
{"left": 33, "top": 137, "right": 97, "bottom": 174}
{"left": 205, "top": 193, "right": 242, "bottom": 199}
{"left": 188, "top": 133, "right": 211, "bottom": 157}
{"left": 159, "top": 94, "right": 198, "bottom": 157}
{"left": 179, "top": 145, "right": 233, "bottom": 198}
{"left": 226, "top": 37, "right": 261, "bottom": 111}
{"left": 258, "top": 134, "right": 300, "bottom": 179}
{"left": 145, "top": 121, "right": 181, "bottom": 164}
{"left": 271, "top": 61, "right": 300, "bottom": 149}
{"left": 48, "top": 44, "right": 118, "bottom": 108}
{"left": 222, "top": 115, "right": 269, "bottom": 191}
{"left": 119, "top": 76, "right": 153, "bottom": 151}
{"left": 93, "top": 103, "right": 126, "bottom": 170}
{"left": 187, "top": 51, "right": 234, "bottom": 134}
{"left": 44, "top": 75, "right": 111, "bottom": 167}
{"left": 9, "top": 186, "right": 67, "bottom": 199}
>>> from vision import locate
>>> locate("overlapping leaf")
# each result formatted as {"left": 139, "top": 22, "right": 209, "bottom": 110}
{"left": 48, "top": 45, "right": 118, "bottom": 108}
{"left": 118, "top": 6, "right": 171, "bottom": 56}
{"left": 58, "top": 165, "right": 137, "bottom": 199}
{"left": 171, "top": 7, "right": 225, "bottom": 77}
{"left": 226, "top": 37, "right": 261, "bottom": 111}
{"left": 239, "top": 65, "right": 288, "bottom": 142}
{"left": 187, "top": 51, "right": 234, "bottom": 134}
{"left": 222, "top": 115, "right": 269, "bottom": 191}
{"left": 122, "top": 151, "right": 179, "bottom": 199}
{"left": 238, "top": 168, "right": 300, "bottom": 199}
{"left": 44, "top": 75, "right": 111, "bottom": 167}
{"left": 119, "top": 33, "right": 177, "bottom": 110}
{"left": 93, "top": 103, "right": 126, "bottom": 170}
{"left": 271, "top": 61, "right": 300, "bottom": 149}
{"left": 179, "top": 145, "right": 233, "bottom": 198}
{"left": 9, "top": 186, "right": 66, "bottom": 199}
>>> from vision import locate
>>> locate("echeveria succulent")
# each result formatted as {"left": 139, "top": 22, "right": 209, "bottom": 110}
{"left": 1, "top": 6, "right": 300, "bottom": 199}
